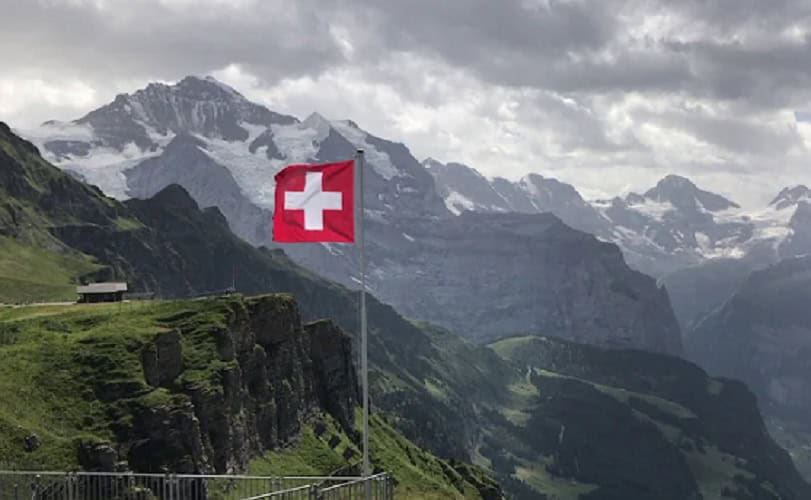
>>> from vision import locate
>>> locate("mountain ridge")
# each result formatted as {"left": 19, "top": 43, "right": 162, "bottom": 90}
{"left": 29, "top": 75, "right": 809, "bottom": 283}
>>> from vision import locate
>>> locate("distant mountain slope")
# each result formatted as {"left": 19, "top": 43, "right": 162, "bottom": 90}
{"left": 659, "top": 258, "right": 755, "bottom": 330}
{"left": 369, "top": 211, "right": 682, "bottom": 351}
{"left": 687, "top": 255, "right": 811, "bottom": 421}
{"left": 489, "top": 335, "right": 811, "bottom": 500}
{"left": 23, "top": 78, "right": 683, "bottom": 354}
{"left": 685, "top": 256, "right": 811, "bottom": 481}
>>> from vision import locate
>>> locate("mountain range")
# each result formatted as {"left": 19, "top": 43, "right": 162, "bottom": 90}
{"left": 25, "top": 76, "right": 811, "bottom": 304}
{"left": 2, "top": 120, "right": 810, "bottom": 498}
{"left": 22, "top": 75, "right": 683, "bottom": 352}
{"left": 428, "top": 159, "right": 811, "bottom": 275}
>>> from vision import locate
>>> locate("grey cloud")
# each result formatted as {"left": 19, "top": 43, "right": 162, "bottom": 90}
{"left": 1, "top": 0, "right": 345, "bottom": 83}
{"left": 664, "top": 0, "right": 811, "bottom": 31}
{"left": 6, "top": 0, "right": 811, "bottom": 106}
{"left": 668, "top": 37, "right": 811, "bottom": 106}
{"left": 513, "top": 92, "right": 644, "bottom": 153}
{"left": 358, "top": 0, "right": 616, "bottom": 60}
{"left": 340, "top": 0, "right": 811, "bottom": 107}
{"left": 633, "top": 105, "right": 805, "bottom": 156}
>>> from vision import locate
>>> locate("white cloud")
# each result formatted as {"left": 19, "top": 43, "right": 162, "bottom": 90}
{"left": 0, "top": 77, "right": 98, "bottom": 126}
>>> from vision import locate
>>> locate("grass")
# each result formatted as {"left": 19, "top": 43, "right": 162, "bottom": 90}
{"left": 113, "top": 217, "right": 144, "bottom": 231}
{"left": 513, "top": 459, "right": 598, "bottom": 499}
{"left": 0, "top": 298, "right": 237, "bottom": 469}
{"left": 488, "top": 335, "right": 540, "bottom": 360}
{"left": 250, "top": 409, "right": 496, "bottom": 500}
{"left": 250, "top": 414, "right": 355, "bottom": 478}
{"left": 531, "top": 367, "right": 697, "bottom": 421}
{"left": 685, "top": 444, "right": 754, "bottom": 499}
{"left": 0, "top": 237, "right": 101, "bottom": 304}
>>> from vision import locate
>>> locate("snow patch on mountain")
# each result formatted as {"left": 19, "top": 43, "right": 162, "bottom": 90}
{"left": 201, "top": 139, "right": 279, "bottom": 208}
{"left": 444, "top": 191, "right": 477, "bottom": 215}
{"left": 626, "top": 198, "right": 676, "bottom": 222}
{"left": 22, "top": 120, "right": 172, "bottom": 199}
{"left": 271, "top": 121, "right": 323, "bottom": 163}
{"left": 58, "top": 144, "right": 159, "bottom": 200}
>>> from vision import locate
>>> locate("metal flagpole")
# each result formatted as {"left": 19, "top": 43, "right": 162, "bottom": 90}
{"left": 356, "top": 149, "right": 370, "bottom": 483}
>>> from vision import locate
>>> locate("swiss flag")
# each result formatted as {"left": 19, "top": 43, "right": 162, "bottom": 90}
{"left": 272, "top": 160, "right": 355, "bottom": 243}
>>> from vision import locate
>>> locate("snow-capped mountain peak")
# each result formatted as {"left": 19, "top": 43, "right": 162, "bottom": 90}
{"left": 770, "top": 185, "right": 811, "bottom": 210}
{"left": 301, "top": 112, "right": 332, "bottom": 138}
{"left": 643, "top": 174, "right": 740, "bottom": 213}
{"left": 423, "top": 158, "right": 507, "bottom": 214}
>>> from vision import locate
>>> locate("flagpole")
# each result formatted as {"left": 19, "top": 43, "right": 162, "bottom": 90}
{"left": 356, "top": 148, "right": 370, "bottom": 482}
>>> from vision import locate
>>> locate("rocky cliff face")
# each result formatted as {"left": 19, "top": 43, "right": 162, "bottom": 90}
{"left": 358, "top": 212, "right": 683, "bottom": 353}
{"left": 79, "top": 295, "right": 358, "bottom": 474}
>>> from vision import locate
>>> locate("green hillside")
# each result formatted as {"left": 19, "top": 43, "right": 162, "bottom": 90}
{"left": 0, "top": 236, "right": 101, "bottom": 303}
{"left": 0, "top": 297, "right": 499, "bottom": 499}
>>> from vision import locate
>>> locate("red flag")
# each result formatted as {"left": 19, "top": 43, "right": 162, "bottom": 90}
{"left": 272, "top": 160, "right": 355, "bottom": 243}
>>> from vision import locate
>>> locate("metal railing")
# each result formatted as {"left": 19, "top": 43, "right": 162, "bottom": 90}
{"left": 0, "top": 471, "right": 395, "bottom": 500}
{"left": 240, "top": 484, "right": 317, "bottom": 499}
{"left": 318, "top": 473, "right": 393, "bottom": 499}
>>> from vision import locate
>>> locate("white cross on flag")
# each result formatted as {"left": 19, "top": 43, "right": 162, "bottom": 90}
{"left": 272, "top": 160, "right": 355, "bottom": 242}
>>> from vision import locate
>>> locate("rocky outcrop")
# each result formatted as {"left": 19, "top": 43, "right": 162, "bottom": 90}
{"left": 307, "top": 320, "right": 359, "bottom": 435}
{"left": 141, "top": 329, "right": 184, "bottom": 387}
{"left": 79, "top": 295, "right": 359, "bottom": 474}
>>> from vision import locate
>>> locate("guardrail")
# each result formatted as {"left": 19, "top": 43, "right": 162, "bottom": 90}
{"left": 318, "top": 473, "right": 393, "bottom": 499}
{"left": 0, "top": 471, "right": 395, "bottom": 500}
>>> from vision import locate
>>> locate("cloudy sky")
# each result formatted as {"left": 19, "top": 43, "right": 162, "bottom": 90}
{"left": 3, "top": 0, "right": 811, "bottom": 205}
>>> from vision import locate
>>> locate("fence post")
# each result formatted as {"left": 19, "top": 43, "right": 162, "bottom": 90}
{"left": 164, "top": 473, "right": 171, "bottom": 500}
{"left": 33, "top": 473, "right": 40, "bottom": 500}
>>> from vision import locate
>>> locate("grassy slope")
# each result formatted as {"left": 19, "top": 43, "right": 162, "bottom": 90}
{"left": 250, "top": 410, "right": 494, "bottom": 500}
{"left": 0, "top": 300, "right": 210, "bottom": 469}
{"left": 0, "top": 299, "right": 494, "bottom": 498}
{"left": 489, "top": 335, "right": 811, "bottom": 500}
{"left": 0, "top": 237, "right": 101, "bottom": 304}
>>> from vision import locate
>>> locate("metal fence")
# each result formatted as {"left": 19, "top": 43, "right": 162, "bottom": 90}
{"left": 318, "top": 474, "right": 393, "bottom": 499}
{"left": 0, "top": 471, "right": 394, "bottom": 500}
